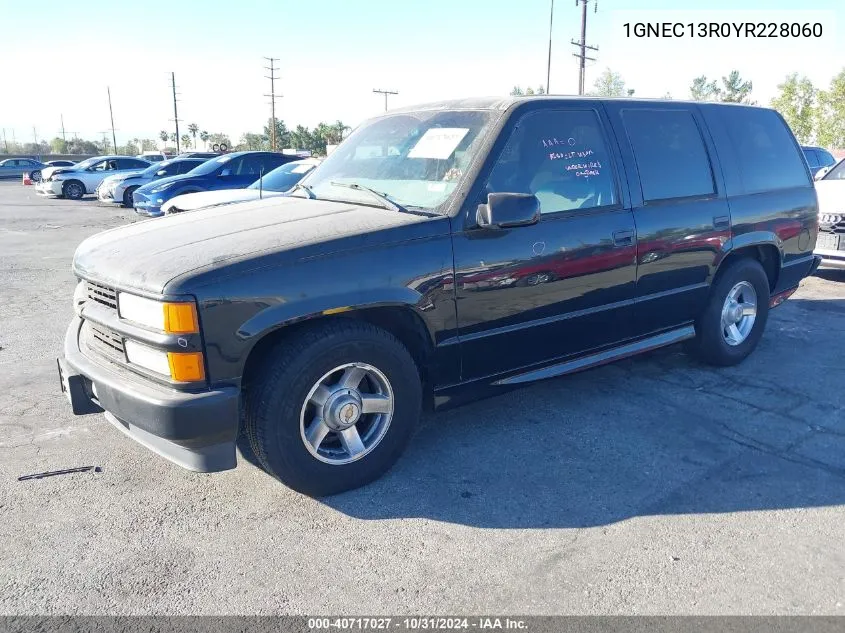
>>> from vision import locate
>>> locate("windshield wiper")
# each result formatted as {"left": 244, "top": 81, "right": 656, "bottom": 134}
{"left": 291, "top": 182, "right": 316, "bottom": 199}
{"left": 329, "top": 181, "right": 409, "bottom": 213}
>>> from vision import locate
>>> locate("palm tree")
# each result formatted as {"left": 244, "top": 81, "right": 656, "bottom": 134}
{"left": 200, "top": 130, "right": 209, "bottom": 150}
{"left": 159, "top": 130, "right": 168, "bottom": 149}
{"left": 181, "top": 134, "right": 191, "bottom": 149}
{"left": 188, "top": 123, "right": 199, "bottom": 150}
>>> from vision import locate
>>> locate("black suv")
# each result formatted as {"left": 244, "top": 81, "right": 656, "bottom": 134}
{"left": 59, "top": 97, "right": 821, "bottom": 496}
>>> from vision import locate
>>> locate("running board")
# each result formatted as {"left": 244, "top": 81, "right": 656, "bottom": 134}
{"left": 494, "top": 325, "right": 696, "bottom": 386}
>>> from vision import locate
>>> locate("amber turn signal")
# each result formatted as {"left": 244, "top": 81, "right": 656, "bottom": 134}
{"left": 163, "top": 302, "right": 199, "bottom": 334}
{"left": 167, "top": 352, "right": 206, "bottom": 382}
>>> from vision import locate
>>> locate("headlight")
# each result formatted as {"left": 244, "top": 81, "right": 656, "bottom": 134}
{"left": 50, "top": 174, "right": 63, "bottom": 181}
{"left": 117, "top": 292, "right": 199, "bottom": 334}
{"left": 150, "top": 181, "right": 176, "bottom": 194}
{"left": 124, "top": 340, "right": 206, "bottom": 382}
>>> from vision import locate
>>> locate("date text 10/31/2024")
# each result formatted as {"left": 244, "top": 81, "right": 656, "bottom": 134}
{"left": 307, "top": 617, "right": 529, "bottom": 630}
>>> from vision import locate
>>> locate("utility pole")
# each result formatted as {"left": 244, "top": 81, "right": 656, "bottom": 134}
{"left": 546, "top": 0, "right": 554, "bottom": 94}
{"left": 170, "top": 72, "right": 181, "bottom": 154}
{"left": 373, "top": 88, "right": 398, "bottom": 112}
{"left": 264, "top": 57, "right": 281, "bottom": 151}
{"left": 2, "top": 129, "right": 8, "bottom": 153}
{"left": 107, "top": 87, "right": 117, "bottom": 152}
{"left": 60, "top": 114, "right": 67, "bottom": 143}
{"left": 571, "top": 0, "right": 599, "bottom": 95}
{"left": 32, "top": 127, "right": 38, "bottom": 145}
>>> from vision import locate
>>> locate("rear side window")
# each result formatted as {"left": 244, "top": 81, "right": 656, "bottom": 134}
{"left": 803, "top": 149, "right": 819, "bottom": 168}
{"left": 722, "top": 108, "right": 810, "bottom": 192}
{"left": 818, "top": 149, "right": 836, "bottom": 167}
{"left": 622, "top": 109, "right": 715, "bottom": 202}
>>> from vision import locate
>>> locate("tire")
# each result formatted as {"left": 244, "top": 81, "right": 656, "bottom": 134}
{"left": 686, "top": 258, "right": 770, "bottom": 366}
{"left": 30, "top": 170, "right": 42, "bottom": 182}
{"left": 62, "top": 180, "right": 85, "bottom": 200}
{"left": 122, "top": 186, "right": 138, "bottom": 208}
{"left": 243, "top": 319, "right": 422, "bottom": 496}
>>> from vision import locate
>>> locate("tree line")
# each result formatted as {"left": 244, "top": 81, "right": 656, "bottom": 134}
{"left": 510, "top": 66, "right": 845, "bottom": 148}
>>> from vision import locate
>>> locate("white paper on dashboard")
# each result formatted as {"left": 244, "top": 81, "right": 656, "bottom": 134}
{"left": 408, "top": 128, "right": 470, "bottom": 160}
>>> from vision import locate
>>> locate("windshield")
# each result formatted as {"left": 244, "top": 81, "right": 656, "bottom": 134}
{"left": 300, "top": 109, "right": 498, "bottom": 211}
{"left": 821, "top": 159, "right": 845, "bottom": 181}
{"left": 185, "top": 153, "right": 234, "bottom": 176}
{"left": 248, "top": 161, "right": 316, "bottom": 192}
{"left": 70, "top": 157, "right": 101, "bottom": 170}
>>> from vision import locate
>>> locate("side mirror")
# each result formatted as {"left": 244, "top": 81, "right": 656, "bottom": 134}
{"left": 156, "top": 170, "right": 167, "bottom": 176}
{"left": 814, "top": 167, "right": 830, "bottom": 181}
{"left": 476, "top": 192, "right": 540, "bottom": 229}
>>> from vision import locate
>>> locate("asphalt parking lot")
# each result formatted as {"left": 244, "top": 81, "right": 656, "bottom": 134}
{"left": 0, "top": 179, "right": 844, "bottom": 615}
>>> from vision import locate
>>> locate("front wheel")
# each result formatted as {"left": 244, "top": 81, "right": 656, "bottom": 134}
{"left": 686, "top": 258, "right": 770, "bottom": 366}
{"left": 62, "top": 180, "right": 85, "bottom": 200}
{"left": 30, "top": 170, "right": 42, "bottom": 182}
{"left": 122, "top": 186, "right": 138, "bottom": 208}
{"left": 242, "top": 320, "right": 422, "bottom": 496}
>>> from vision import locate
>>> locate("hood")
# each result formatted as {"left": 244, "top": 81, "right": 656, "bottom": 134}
{"left": 72, "top": 197, "right": 437, "bottom": 294}
{"left": 135, "top": 173, "right": 196, "bottom": 193}
{"left": 164, "top": 188, "right": 274, "bottom": 212}
{"left": 814, "top": 180, "right": 845, "bottom": 215}
{"left": 41, "top": 166, "right": 73, "bottom": 179}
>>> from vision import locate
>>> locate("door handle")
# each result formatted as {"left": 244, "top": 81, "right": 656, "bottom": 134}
{"left": 713, "top": 215, "right": 731, "bottom": 230}
{"left": 612, "top": 229, "right": 634, "bottom": 246}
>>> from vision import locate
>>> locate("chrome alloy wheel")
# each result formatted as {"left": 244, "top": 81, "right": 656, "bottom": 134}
{"left": 299, "top": 362, "right": 394, "bottom": 465}
{"left": 721, "top": 281, "right": 757, "bottom": 346}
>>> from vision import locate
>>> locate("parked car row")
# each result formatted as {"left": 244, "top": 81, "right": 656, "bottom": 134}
{"left": 0, "top": 158, "right": 76, "bottom": 180}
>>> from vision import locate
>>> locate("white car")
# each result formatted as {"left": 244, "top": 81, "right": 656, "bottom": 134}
{"left": 36, "top": 155, "right": 153, "bottom": 200}
{"left": 815, "top": 157, "right": 845, "bottom": 269}
{"left": 161, "top": 158, "right": 321, "bottom": 215}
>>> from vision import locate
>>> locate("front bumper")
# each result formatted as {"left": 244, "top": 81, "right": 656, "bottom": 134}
{"left": 97, "top": 185, "right": 119, "bottom": 203}
{"left": 133, "top": 192, "right": 164, "bottom": 217}
{"left": 61, "top": 316, "right": 240, "bottom": 472}
{"left": 815, "top": 248, "right": 845, "bottom": 269}
{"left": 35, "top": 180, "right": 62, "bottom": 196}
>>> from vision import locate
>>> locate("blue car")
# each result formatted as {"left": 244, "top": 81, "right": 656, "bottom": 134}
{"left": 98, "top": 157, "right": 208, "bottom": 207}
{"left": 132, "top": 151, "right": 294, "bottom": 217}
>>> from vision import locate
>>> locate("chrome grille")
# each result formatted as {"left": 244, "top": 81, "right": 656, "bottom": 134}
{"left": 86, "top": 281, "right": 117, "bottom": 309}
{"left": 86, "top": 322, "right": 125, "bottom": 362}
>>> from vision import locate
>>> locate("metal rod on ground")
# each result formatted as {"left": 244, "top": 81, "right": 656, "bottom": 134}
{"left": 107, "top": 87, "right": 117, "bottom": 153}
{"left": 373, "top": 89, "right": 398, "bottom": 112}
{"left": 171, "top": 72, "right": 181, "bottom": 154}
{"left": 546, "top": 0, "right": 554, "bottom": 94}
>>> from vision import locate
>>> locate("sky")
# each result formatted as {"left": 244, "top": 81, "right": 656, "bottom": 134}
{"left": 0, "top": 0, "right": 842, "bottom": 148}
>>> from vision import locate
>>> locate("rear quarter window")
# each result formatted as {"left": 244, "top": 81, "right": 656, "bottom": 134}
{"left": 621, "top": 109, "right": 715, "bottom": 202}
{"left": 722, "top": 108, "right": 810, "bottom": 192}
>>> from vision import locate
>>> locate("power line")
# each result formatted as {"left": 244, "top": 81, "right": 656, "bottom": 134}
{"left": 373, "top": 88, "right": 398, "bottom": 112}
{"left": 264, "top": 57, "right": 282, "bottom": 151}
{"left": 571, "top": 0, "right": 599, "bottom": 95}
{"left": 107, "top": 87, "right": 117, "bottom": 153}
{"left": 170, "top": 72, "right": 181, "bottom": 154}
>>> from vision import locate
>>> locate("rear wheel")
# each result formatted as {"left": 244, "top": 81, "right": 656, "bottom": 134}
{"left": 243, "top": 320, "right": 422, "bottom": 496}
{"left": 30, "top": 169, "right": 42, "bottom": 182}
{"left": 686, "top": 258, "right": 770, "bottom": 366}
{"left": 62, "top": 180, "right": 85, "bottom": 200}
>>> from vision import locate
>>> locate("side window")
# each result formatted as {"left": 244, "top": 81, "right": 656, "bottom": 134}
{"left": 721, "top": 108, "right": 810, "bottom": 192}
{"left": 5, "top": 160, "right": 19, "bottom": 167}
{"left": 486, "top": 109, "right": 617, "bottom": 214}
{"left": 803, "top": 150, "right": 820, "bottom": 168}
{"left": 90, "top": 160, "right": 108, "bottom": 171}
{"left": 818, "top": 149, "right": 836, "bottom": 167}
{"left": 238, "top": 155, "right": 266, "bottom": 176}
{"left": 218, "top": 157, "right": 242, "bottom": 177}
{"left": 175, "top": 161, "right": 193, "bottom": 174}
{"left": 622, "top": 109, "right": 715, "bottom": 202}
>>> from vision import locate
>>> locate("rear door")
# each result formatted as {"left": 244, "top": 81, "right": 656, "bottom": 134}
{"left": 452, "top": 102, "right": 638, "bottom": 380}
{"left": 604, "top": 103, "right": 731, "bottom": 335}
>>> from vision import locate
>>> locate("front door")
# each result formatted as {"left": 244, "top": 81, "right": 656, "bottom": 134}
{"left": 452, "top": 103, "right": 638, "bottom": 381}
